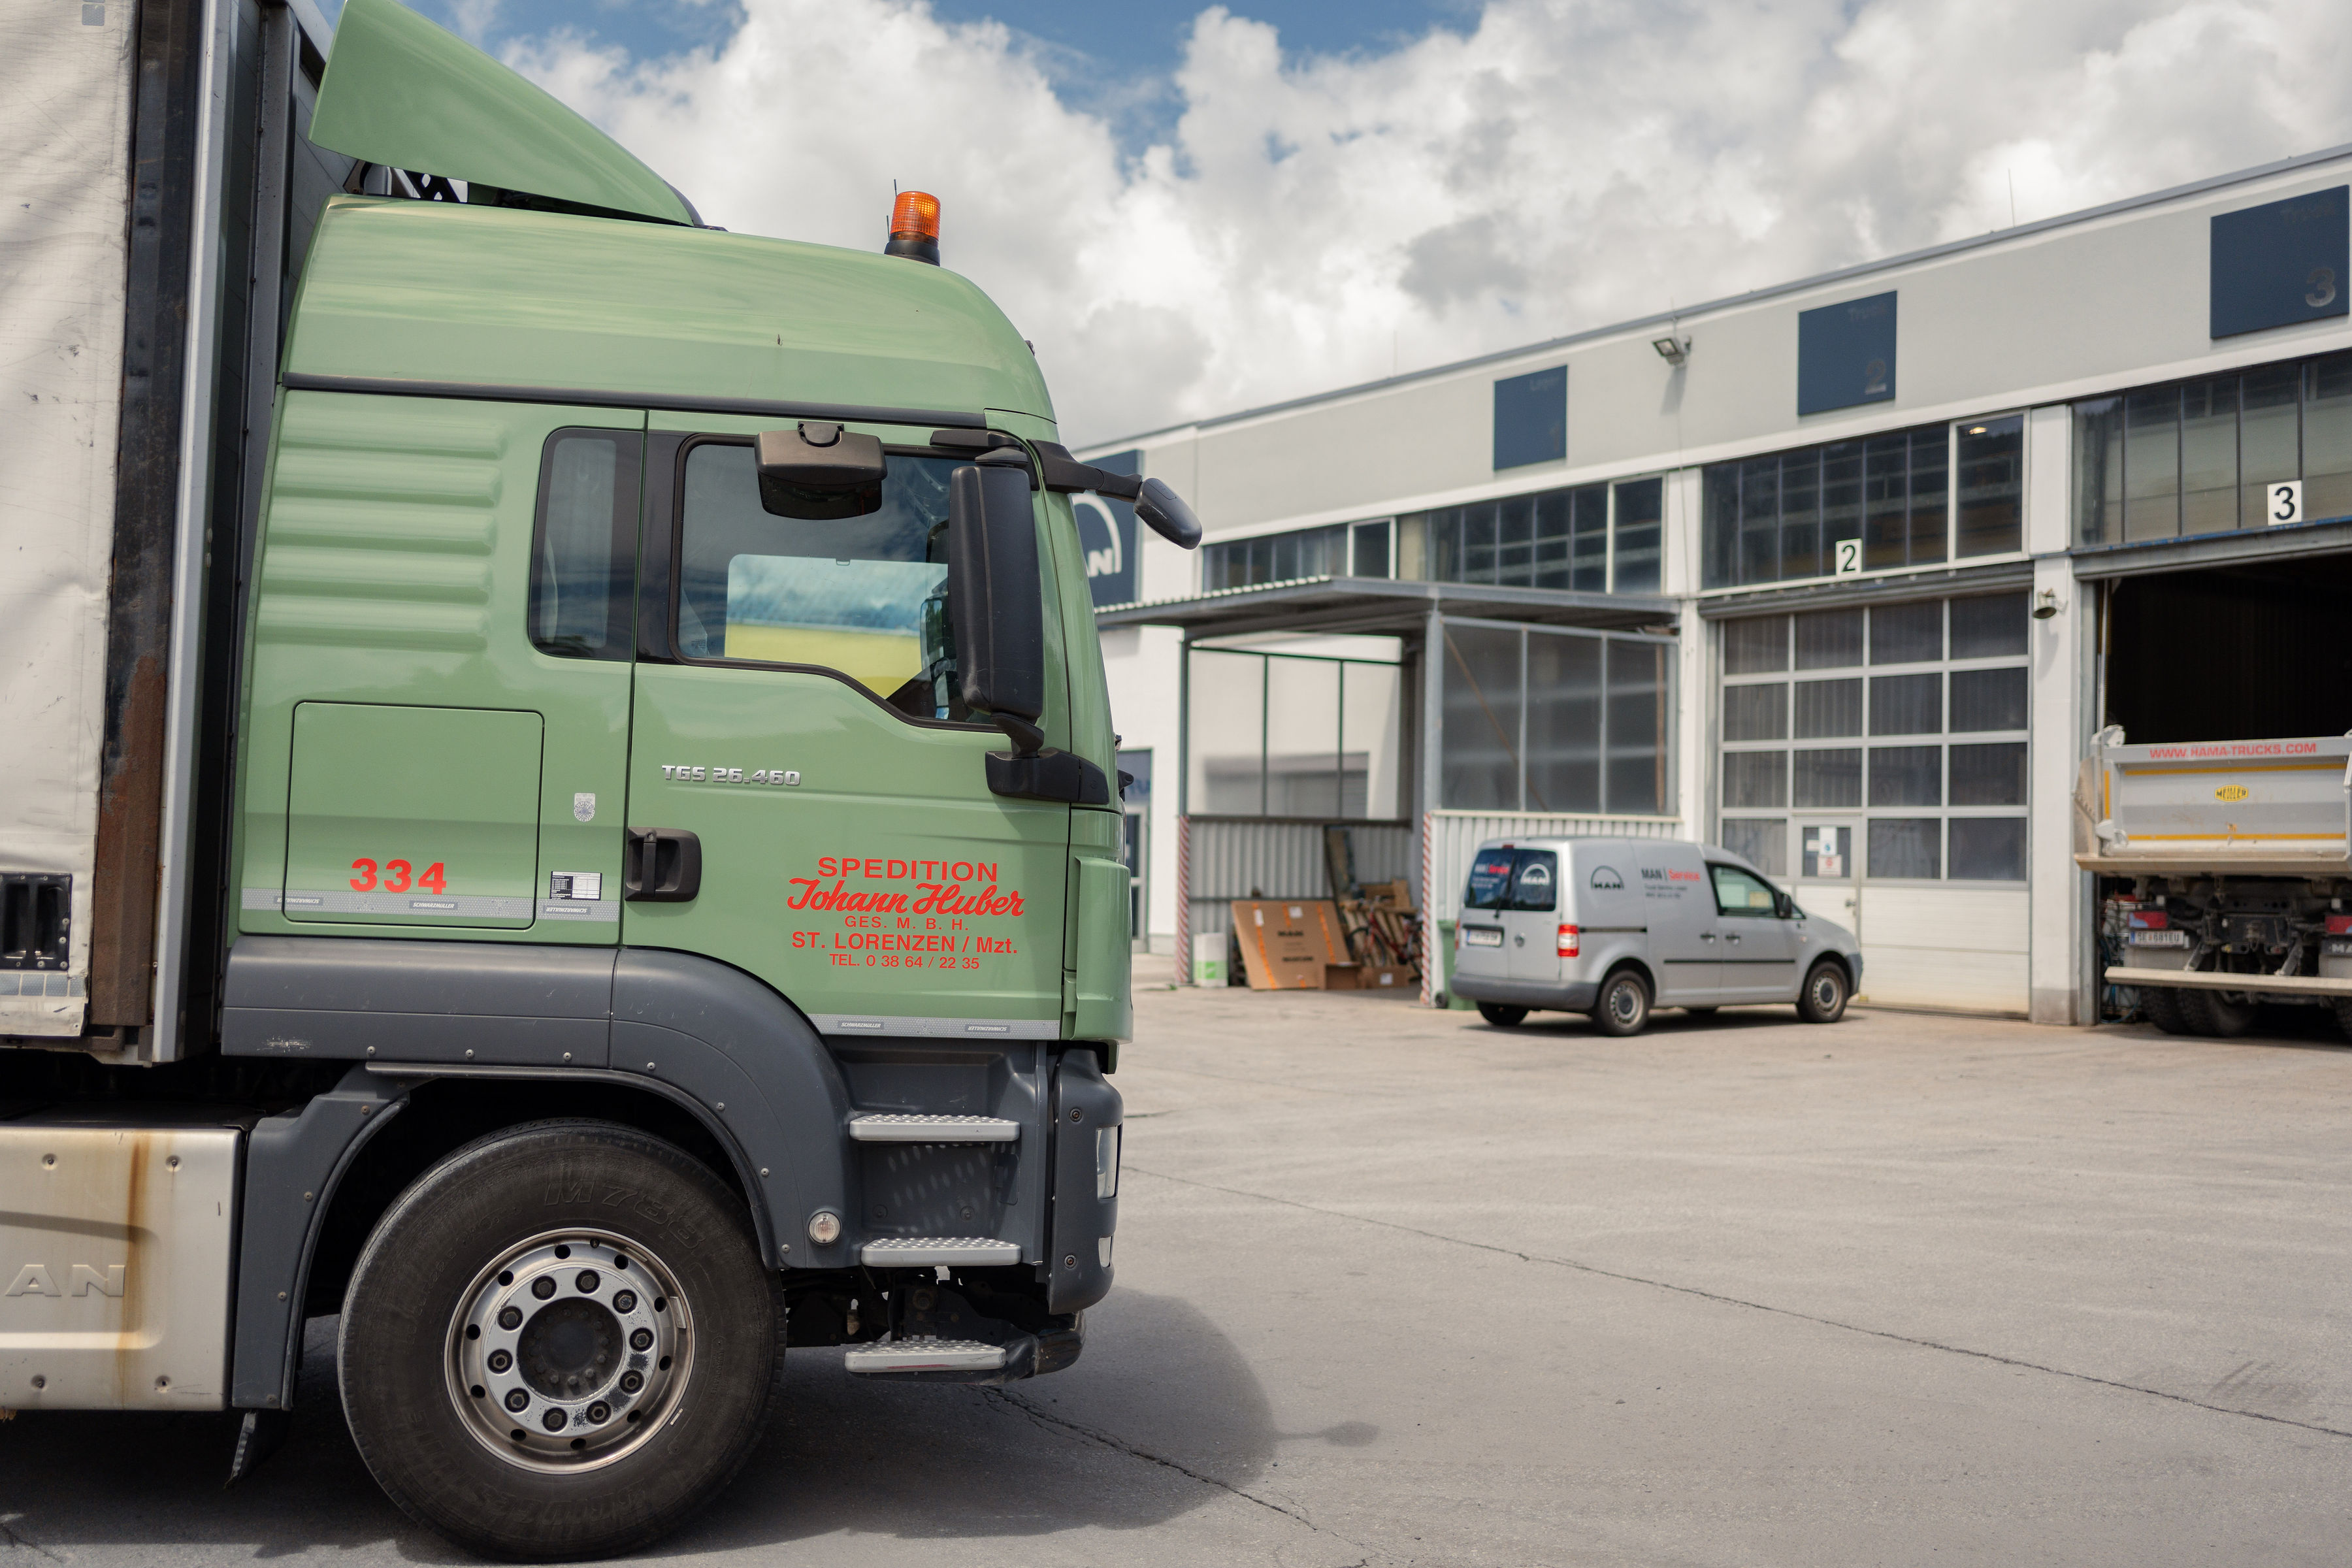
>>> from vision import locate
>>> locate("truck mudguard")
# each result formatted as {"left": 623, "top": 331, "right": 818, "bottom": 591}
{"left": 1047, "top": 1050, "right": 1122, "bottom": 1314}
{"left": 223, "top": 937, "right": 864, "bottom": 1407}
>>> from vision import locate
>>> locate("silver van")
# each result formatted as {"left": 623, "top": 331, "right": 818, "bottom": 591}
{"left": 1446, "top": 836, "right": 1863, "bottom": 1035}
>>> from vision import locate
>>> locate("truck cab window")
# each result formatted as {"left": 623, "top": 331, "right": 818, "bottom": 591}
{"left": 674, "top": 440, "right": 970, "bottom": 718}
{"left": 1710, "top": 863, "right": 1780, "bottom": 917}
{"left": 528, "top": 429, "right": 641, "bottom": 661}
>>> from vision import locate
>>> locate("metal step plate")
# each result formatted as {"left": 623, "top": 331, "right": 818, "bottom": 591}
{"left": 858, "top": 1237, "right": 1022, "bottom": 1267}
{"left": 845, "top": 1337, "right": 1009, "bottom": 1375}
{"left": 849, "top": 1113, "right": 1021, "bottom": 1143}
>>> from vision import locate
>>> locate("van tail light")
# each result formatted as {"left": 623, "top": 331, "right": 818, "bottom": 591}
{"left": 1557, "top": 924, "right": 1580, "bottom": 957}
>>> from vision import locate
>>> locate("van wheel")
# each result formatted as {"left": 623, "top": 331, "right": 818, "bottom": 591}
{"left": 2140, "top": 987, "right": 2191, "bottom": 1035}
{"left": 338, "top": 1120, "right": 781, "bottom": 1561}
{"left": 1477, "top": 1003, "right": 1529, "bottom": 1028}
{"left": 1797, "top": 961, "right": 1848, "bottom": 1024}
{"left": 1590, "top": 970, "right": 1651, "bottom": 1037}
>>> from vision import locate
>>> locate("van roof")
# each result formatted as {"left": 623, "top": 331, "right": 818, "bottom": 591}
{"left": 285, "top": 197, "right": 1056, "bottom": 430}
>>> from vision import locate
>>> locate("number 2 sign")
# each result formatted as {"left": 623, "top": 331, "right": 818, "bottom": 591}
{"left": 1833, "top": 538, "right": 1863, "bottom": 576}
{"left": 2267, "top": 479, "right": 2304, "bottom": 527}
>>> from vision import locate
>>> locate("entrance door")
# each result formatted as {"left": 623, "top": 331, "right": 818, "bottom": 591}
{"left": 1708, "top": 862, "right": 1799, "bottom": 1001}
{"left": 1795, "top": 820, "right": 1861, "bottom": 938}
{"left": 624, "top": 422, "right": 1070, "bottom": 1034}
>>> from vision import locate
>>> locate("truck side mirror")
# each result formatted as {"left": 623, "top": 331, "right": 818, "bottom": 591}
{"left": 1134, "top": 477, "right": 1201, "bottom": 549}
{"left": 756, "top": 422, "right": 886, "bottom": 519}
{"left": 948, "top": 461, "right": 1047, "bottom": 756}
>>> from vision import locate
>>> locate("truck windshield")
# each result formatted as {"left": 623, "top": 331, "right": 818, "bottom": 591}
{"left": 676, "top": 442, "right": 966, "bottom": 715}
{"left": 1463, "top": 849, "right": 1558, "bottom": 911}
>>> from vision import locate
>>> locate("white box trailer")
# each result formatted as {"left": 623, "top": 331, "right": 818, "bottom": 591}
{"left": 2077, "top": 727, "right": 2352, "bottom": 1034}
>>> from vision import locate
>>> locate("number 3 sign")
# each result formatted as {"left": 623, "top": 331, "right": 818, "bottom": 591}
{"left": 2268, "top": 480, "right": 2304, "bottom": 527}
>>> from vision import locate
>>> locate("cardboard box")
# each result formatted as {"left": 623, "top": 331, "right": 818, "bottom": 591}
{"left": 1322, "top": 962, "right": 1418, "bottom": 994}
{"left": 1230, "top": 899, "right": 1353, "bottom": 990}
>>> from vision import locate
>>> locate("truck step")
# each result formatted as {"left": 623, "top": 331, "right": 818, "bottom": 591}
{"left": 845, "top": 1337, "right": 1009, "bottom": 1375}
{"left": 849, "top": 1113, "right": 1020, "bottom": 1143}
{"left": 858, "top": 1236, "right": 1022, "bottom": 1267}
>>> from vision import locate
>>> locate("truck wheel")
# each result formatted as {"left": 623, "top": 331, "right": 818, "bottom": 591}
{"left": 2140, "top": 987, "right": 2191, "bottom": 1034}
{"left": 1590, "top": 970, "right": 1651, "bottom": 1037}
{"left": 338, "top": 1120, "right": 780, "bottom": 1561}
{"left": 1796, "top": 960, "right": 1849, "bottom": 1024}
{"left": 2180, "top": 988, "right": 2257, "bottom": 1038}
{"left": 1477, "top": 1002, "right": 1529, "bottom": 1027}
{"left": 2334, "top": 998, "right": 2352, "bottom": 1040}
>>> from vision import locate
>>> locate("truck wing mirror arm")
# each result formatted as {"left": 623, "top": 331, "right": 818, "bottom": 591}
{"left": 1031, "top": 442, "right": 1201, "bottom": 549}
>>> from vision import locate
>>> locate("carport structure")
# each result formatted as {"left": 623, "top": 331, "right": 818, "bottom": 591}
{"left": 1097, "top": 574, "right": 1684, "bottom": 1002}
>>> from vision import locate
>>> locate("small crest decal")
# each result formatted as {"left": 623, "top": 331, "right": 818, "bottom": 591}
{"left": 2214, "top": 785, "right": 2249, "bottom": 802}
{"left": 573, "top": 792, "right": 597, "bottom": 823}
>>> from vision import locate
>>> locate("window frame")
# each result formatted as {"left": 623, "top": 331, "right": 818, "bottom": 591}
{"left": 527, "top": 425, "right": 645, "bottom": 663}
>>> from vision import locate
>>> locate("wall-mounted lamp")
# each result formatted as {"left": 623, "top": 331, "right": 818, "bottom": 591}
{"left": 2032, "top": 587, "right": 2063, "bottom": 620}
{"left": 1652, "top": 335, "right": 1690, "bottom": 366}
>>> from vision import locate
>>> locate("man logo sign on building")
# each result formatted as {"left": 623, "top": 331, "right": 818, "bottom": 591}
{"left": 1074, "top": 449, "right": 1141, "bottom": 608}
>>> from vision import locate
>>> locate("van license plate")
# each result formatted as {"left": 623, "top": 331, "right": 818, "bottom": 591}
{"left": 1463, "top": 926, "right": 1503, "bottom": 947}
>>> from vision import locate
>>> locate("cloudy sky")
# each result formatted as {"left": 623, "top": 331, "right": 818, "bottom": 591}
{"left": 360, "top": 1, "right": 2352, "bottom": 445}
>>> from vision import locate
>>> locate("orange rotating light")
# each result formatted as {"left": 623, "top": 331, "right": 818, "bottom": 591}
{"left": 885, "top": 191, "right": 941, "bottom": 265}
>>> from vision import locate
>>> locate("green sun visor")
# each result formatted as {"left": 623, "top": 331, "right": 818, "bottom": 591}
{"left": 310, "top": 0, "right": 697, "bottom": 227}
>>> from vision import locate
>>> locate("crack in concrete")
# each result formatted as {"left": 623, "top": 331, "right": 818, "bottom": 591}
{"left": 979, "top": 1386, "right": 1375, "bottom": 1555}
{"left": 1128, "top": 1164, "right": 2352, "bottom": 1443}
{"left": 0, "top": 1512, "right": 65, "bottom": 1562}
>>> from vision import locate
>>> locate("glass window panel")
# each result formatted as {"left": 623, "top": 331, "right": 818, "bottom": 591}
{"left": 1341, "top": 660, "right": 1403, "bottom": 818}
{"left": 1870, "top": 600, "right": 1942, "bottom": 664}
{"left": 1264, "top": 657, "right": 1342, "bottom": 817}
{"left": 1702, "top": 465, "right": 1739, "bottom": 588}
{"left": 1779, "top": 450, "right": 1821, "bottom": 580}
{"left": 1821, "top": 440, "right": 1865, "bottom": 567}
{"left": 1908, "top": 427, "right": 1948, "bottom": 564}
{"left": 2307, "top": 352, "right": 2352, "bottom": 522}
{"left": 1739, "top": 457, "right": 1780, "bottom": 584}
{"left": 2180, "top": 376, "right": 2240, "bottom": 534}
{"left": 1949, "top": 817, "right": 2026, "bottom": 881}
{"left": 1723, "top": 615, "right": 1789, "bottom": 674}
{"left": 1525, "top": 633, "right": 1603, "bottom": 814}
{"left": 1949, "top": 667, "right": 2027, "bottom": 732}
{"left": 1722, "top": 750, "right": 1788, "bottom": 809}
{"left": 1188, "top": 650, "right": 1266, "bottom": 814}
{"left": 1441, "top": 624, "right": 1522, "bottom": 809}
{"left": 1508, "top": 849, "right": 1560, "bottom": 911}
{"left": 2072, "top": 397, "right": 2123, "bottom": 546}
{"left": 1800, "top": 823, "right": 1854, "bottom": 879}
{"left": 1795, "top": 606, "right": 1864, "bottom": 668}
{"left": 1611, "top": 477, "right": 1663, "bottom": 593}
{"left": 529, "top": 431, "right": 636, "bottom": 661}
{"left": 1793, "top": 678, "right": 1863, "bottom": 738}
{"left": 1950, "top": 742, "right": 2027, "bottom": 806}
{"left": 1570, "top": 485, "right": 1609, "bottom": 593}
{"left": 1463, "top": 502, "right": 1499, "bottom": 583}
{"left": 1869, "top": 818, "right": 1942, "bottom": 879}
{"left": 1955, "top": 416, "right": 2023, "bottom": 557}
{"left": 2123, "top": 385, "right": 2181, "bottom": 542}
{"left": 1718, "top": 819, "right": 1787, "bottom": 877}
{"left": 1723, "top": 681, "right": 1787, "bottom": 742}
{"left": 1948, "top": 592, "right": 2028, "bottom": 659}
{"left": 1792, "top": 747, "right": 1863, "bottom": 808}
{"left": 2240, "top": 365, "right": 2300, "bottom": 527}
{"left": 1711, "top": 863, "right": 1782, "bottom": 915}
{"left": 1869, "top": 674, "right": 1941, "bottom": 736}
{"left": 1863, "top": 434, "right": 1910, "bottom": 570}
{"left": 1272, "top": 532, "right": 1299, "bottom": 583}
{"left": 1605, "top": 639, "right": 1674, "bottom": 815}
{"left": 1531, "top": 490, "right": 1573, "bottom": 590}
{"left": 1869, "top": 744, "right": 1942, "bottom": 806}
{"left": 1429, "top": 507, "right": 1462, "bottom": 581}
{"left": 1495, "top": 495, "right": 1535, "bottom": 585}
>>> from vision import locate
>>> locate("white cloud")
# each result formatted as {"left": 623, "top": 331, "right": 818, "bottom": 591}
{"left": 509, "top": 0, "right": 2352, "bottom": 445}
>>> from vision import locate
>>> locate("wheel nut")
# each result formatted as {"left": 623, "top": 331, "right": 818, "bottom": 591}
{"left": 532, "top": 1277, "right": 557, "bottom": 1300}
{"left": 498, "top": 1307, "right": 522, "bottom": 1330}
{"left": 630, "top": 1328, "right": 654, "bottom": 1352}
{"left": 542, "top": 1408, "right": 568, "bottom": 1432}
{"left": 620, "top": 1370, "right": 644, "bottom": 1394}
{"left": 588, "top": 1402, "right": 611, "bottom": 1424}
{"left": 576, "top": 1271, "right": 599, "bottom": 1294}
{"left": 504, "top": 1389, "right": 529, "bottom": 1413}
{"left": 487, "top": 1349, "right": 512, "bottom": 1373}
{"left": 613, "top": 1290, "right": 637, "bottom": 1313}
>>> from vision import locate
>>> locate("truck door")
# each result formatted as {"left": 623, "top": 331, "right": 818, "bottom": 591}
{"left": 1503, "top": 849, "right": 1562, "bottom": 982}
{"left": 1708, "top": 862, "right": 1799, "bottom": 1001}
{"left": 1637, "top": 842, "right": 1716, "bottom": 1003}
{"left": 624, "top": 423, "right": 1069, "bottom": 1033}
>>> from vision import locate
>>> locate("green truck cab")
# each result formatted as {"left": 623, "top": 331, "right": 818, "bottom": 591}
{"left": 0, "top": 1, "right": 1192, "bottom": 1557}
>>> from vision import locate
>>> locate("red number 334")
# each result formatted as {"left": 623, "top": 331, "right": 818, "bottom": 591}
{"left": 350, "top": 858, "right": 448, "bottom": 894}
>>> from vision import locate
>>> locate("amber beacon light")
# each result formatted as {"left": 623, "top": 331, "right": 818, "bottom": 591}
{"left": 885, "top": 190, "right": 941, "bottom": 265}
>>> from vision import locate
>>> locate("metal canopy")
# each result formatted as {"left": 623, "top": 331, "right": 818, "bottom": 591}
{"left": 1094, "top": 576, "right": 1678, "bottom": 640}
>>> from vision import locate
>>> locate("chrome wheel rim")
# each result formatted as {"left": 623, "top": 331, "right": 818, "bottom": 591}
{"left": 445, "top": 1230, "right": 693, "bottom": 1473}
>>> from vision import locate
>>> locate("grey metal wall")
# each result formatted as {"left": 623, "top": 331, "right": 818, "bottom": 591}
{"left": 1184, "top": 817, "right": 1413, "bottom": 945}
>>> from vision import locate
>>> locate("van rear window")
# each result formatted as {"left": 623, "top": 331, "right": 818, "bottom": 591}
{"left": 1464, "top": 849, "right": 1558, "bottom": 911}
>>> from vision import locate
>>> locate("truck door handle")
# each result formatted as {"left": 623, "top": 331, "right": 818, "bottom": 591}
{"left": 1700, "top": 932, "right": 1716, "bottom": 942}
{"left": 624, "top": 828, "right": 702, "bottom": 902}
{"left": 1726, "top": 934, "right": 1741, "bottom": 945}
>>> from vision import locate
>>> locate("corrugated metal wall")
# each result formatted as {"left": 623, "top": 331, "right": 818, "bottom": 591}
{"left": 1421, "top": 811, "right": 1682, "bottom": 925}
{"left": 1184, "top": 817, "right": 1413, "bottom": 943}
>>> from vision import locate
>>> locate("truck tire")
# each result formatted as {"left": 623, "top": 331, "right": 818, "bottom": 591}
{"left": 2334, "top": 998, "right": 2352, "bottom": 1040}
{"left": 1590, "top": 969, "right": 1651, "bottom": 1037}
{"left": 2178, "top": 988, "right": 2257, "bottom": 1038}
{"left": 1795, "top": 960, "right": 1848, "bottom": 1024}
{"left": 2140, "top": 987, "right": 2191, "bottom": 1034}
{"left": 1477, "top": 1002, "right": 1529, "bottom": 1027}
{"left": 338, "top": 1120, "right": 781, "bottom": 1561}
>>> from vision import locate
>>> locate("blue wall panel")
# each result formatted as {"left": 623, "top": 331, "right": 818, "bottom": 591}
{"left": 2210, "top": 186, "right": 2348, "bottom": 339}
{"left": 1493, "top": 367, "right": 1567, "bottom": 470}
{"left": 1797, "top": 291, "right": 1897, "bottom": 417}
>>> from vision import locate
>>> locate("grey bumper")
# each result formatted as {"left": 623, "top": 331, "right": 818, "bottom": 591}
{"left": 1447, "top": 973, "right": 1599, "bottom": 1011}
